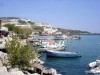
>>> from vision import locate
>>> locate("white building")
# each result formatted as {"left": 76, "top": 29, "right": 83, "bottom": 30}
{"left": 43, "top": 26, "right": 58, "bottom": 34}
{"left": 1, "top": 19, "right": 19, "bottom": 26}
{"left": 34, "top": 22, "right": 52, "bottom": 27}
{"left": 1, "top": 19, "right": 32, "bottom": 29}
{"left": 15, "top": 24, "right": 32, "bottom": 29}
{"left": 0, "top": 27, "right": 8, "bottom": 32}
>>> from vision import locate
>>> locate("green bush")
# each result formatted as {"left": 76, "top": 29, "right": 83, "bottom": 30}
{"left": 18, "top": 20, "right": 27, "bottom": 24}
{"left": 5, "top": 24, "right": 32, "bottom": 36}
{"left": 5, "top": 24, "right": 16, "bottom": 31}
{"left": 5, "top": 36, "right": 32, "bottom": 69}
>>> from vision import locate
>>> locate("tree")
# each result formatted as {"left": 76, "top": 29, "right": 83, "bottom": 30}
{"left": 5, "top": 36, "right": 32, "bottom": 69}
{"left": 28, "top": 21, "right": 35, "bottom": 25}
{"left": 18, "top": 20, "right": 27, "bottom": 24}
{"left": 4, "top": 23, "right": 32, "bottom": 36}
{"left": 14, "top": 27, "right": 24, "bottom": 34}
{"left": 5, "top": 36, "right": 40, "bottom": 69}
{"left": 5, "top": 24, "right": 16, "bottom": 31}
{"left": 33, "top": 26, "right": 43, "bottom": 32}
{"left": 21, "top": 28, "right": 32, "bottom": 36}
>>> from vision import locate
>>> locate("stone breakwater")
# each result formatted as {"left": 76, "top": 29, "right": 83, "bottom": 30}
{"left": 0, "top": 51, "right": 62, "bottom": 75}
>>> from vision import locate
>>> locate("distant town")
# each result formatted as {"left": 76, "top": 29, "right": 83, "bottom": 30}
{"left": 0, "top": 17, "right": 96, "bottom": 35}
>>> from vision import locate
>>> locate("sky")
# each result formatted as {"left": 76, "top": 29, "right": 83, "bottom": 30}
{"left": 0, "top": 0, "right": 100, "bottom": 33}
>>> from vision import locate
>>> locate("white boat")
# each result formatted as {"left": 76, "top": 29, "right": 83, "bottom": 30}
{"left": 54, "top": 34, "right": 81, "bottom": 40}
{"left": 39, "top": 40, "right": 65, "bottom": 48}
{"left": 54, "top": 34, "right": 69, "bottom": 40}
{"left": 86, "top": 59, "right": 100, "bottom": 74}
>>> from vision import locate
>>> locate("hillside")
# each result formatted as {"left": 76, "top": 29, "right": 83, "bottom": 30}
{"left": 57, "top": 28, "right": 90, "bottom": 35}
{"left": 0, "top": 17, "right": 92, "bottom": 34}
{"left": 0, "top": 17, "right": 51, "bottom": 27}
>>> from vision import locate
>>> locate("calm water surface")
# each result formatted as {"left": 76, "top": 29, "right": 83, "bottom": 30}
{"left": 43, "top": 35, "right": 100, "bottom": 75}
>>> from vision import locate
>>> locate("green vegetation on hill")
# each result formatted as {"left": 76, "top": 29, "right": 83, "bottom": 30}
{"left": 18, "top": 20, "right": 27, "bottom": 24}
{"left": 57, "top": 28, "right": 90, "bottom": 34}
{"left": 28, "top": 21, "right": 35, "bottom": 25}
{"left": 32, "top": 26, "right": 43, "bottom": 31}
{"left": 5, "top": 24, "right": 32, "bottom": 36}
{"left": 5, "top": 24, "right": 16, "bottom": 31}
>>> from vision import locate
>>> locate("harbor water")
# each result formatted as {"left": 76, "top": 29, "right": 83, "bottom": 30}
{"left": 43, "top": 35, "right": 100, "bottom": 75}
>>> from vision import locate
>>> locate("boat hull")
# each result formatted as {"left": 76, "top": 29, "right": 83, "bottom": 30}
{"left": 45, "top": 50, "right": 81, "bottom": 58}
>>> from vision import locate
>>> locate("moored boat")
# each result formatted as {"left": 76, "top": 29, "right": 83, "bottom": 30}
{"left": 45, "top": 50, "right": 81, "bottom": 58}
{"left": 39, "top": 40, "right": 65, "bottom": 48}
{"left": 86, "top": 58, "right": 100, "bottom": 74}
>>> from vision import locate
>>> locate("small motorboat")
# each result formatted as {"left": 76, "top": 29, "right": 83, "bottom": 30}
{"left": 39, "top": 40, "right": 65, "bottom": 48}
{"left": 45, "top": 50, "right": 81, "bottom": 58}
{"left": 86, "top": 58, "right": 100, "bottom": 74}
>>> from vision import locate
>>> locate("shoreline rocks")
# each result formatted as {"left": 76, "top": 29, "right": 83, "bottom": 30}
{"left": 0, "top": 51, "right": 62, "bottom": 75}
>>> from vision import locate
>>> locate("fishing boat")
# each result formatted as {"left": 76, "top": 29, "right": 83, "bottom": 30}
{"left": 39, "top": 40, "right": 65, "bottom": 48}
{"left": 45, "top": 50, "right": 81, "bottom": 58}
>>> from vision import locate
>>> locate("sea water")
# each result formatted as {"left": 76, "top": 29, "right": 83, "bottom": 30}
{"left": 44, "top": 35, "right": 100, "bottom": 75}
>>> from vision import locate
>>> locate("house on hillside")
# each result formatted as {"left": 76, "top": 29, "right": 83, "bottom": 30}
{"left": 1, "top": 19, "right": 32, "bottom": 29}
{"left": 43, "top": 26, "right": 58, "bottom": 35}
{"left": 1, "top": 19, "right": 19, "bottom": 26}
